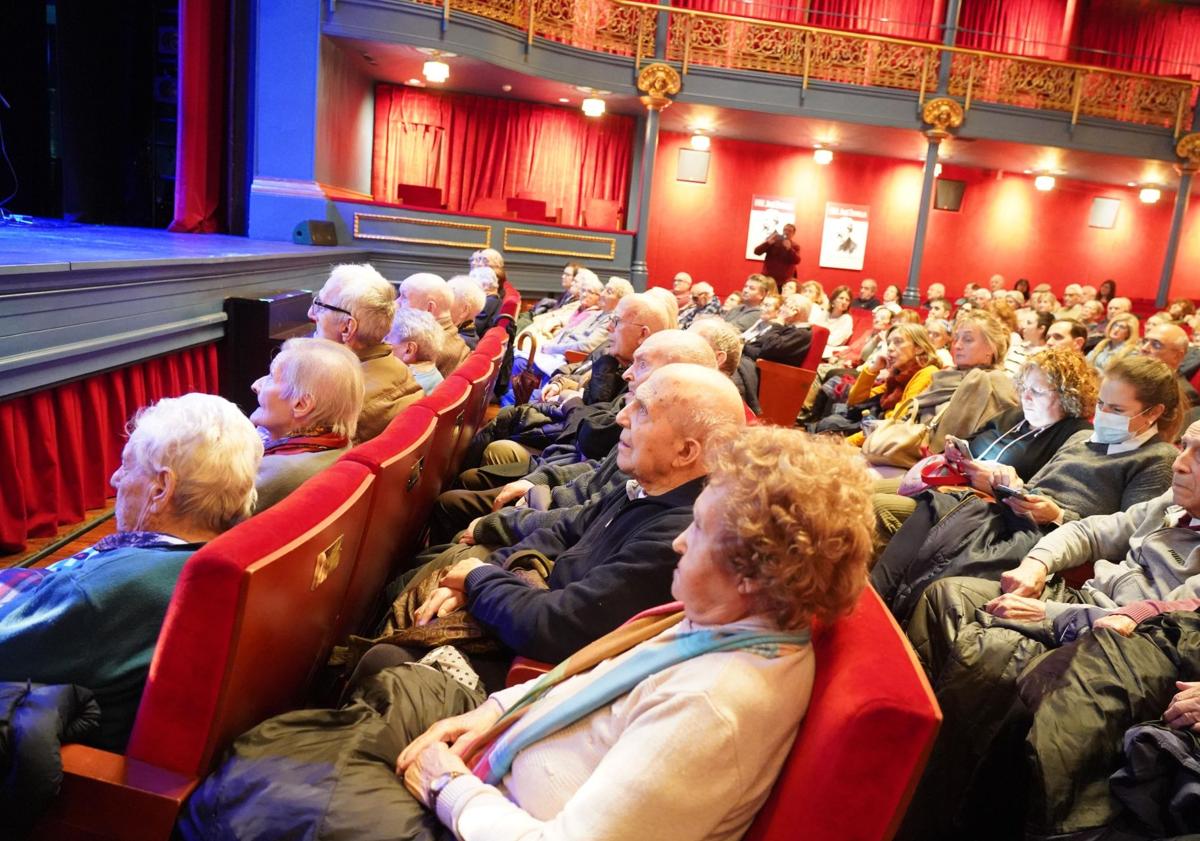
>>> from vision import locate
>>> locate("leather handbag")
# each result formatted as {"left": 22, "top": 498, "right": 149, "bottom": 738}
{"left": 510, "top": 333, "right": 542, "bottom": 404}
{"left": 861, "top": 400, "right": 933, "bottom": 468}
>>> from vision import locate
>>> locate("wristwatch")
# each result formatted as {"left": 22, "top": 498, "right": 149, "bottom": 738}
{"left": 430, "top": 770, "right": 468, "bottom": 810}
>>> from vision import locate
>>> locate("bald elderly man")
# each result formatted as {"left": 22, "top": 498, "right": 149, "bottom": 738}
{"left": 309, "top": 263, "right": 421, "bottom": 443}
{"left": 430, "top": 329, "right": 718, "bottom": 544}
{"left": 399, "top": 272, "right": 471, "bottom": 377}
{"left": 678, "top": 281, "right": 722, "bottom": 329}
{"left": 1140, "top": 321, "right": 1198, "bottom": 409}
{"left": 396, "top": 364, "right": 748, "bottom": 666}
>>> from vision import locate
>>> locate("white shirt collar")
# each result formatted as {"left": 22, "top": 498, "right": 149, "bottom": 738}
{"left": 1092, "top": 423, "right": 1159, "bottom": 455}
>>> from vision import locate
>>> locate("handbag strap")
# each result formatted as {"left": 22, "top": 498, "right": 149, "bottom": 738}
{"left": 920, "top": 458, "right": 968, "bottom": 487}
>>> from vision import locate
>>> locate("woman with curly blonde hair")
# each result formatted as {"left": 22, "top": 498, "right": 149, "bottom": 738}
{"left": 191, "top": 426, "right": 875, "bottom": 841}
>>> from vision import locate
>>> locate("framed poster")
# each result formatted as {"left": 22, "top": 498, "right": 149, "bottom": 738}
{"left": 818, "top": 202, "right": 869, "bottom": 271}
{"left": 745, "top": 196, "right": 796, "bottom": 260}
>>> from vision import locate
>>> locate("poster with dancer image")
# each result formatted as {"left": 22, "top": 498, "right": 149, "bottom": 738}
{"left": 818, "top": 202, "right": 869, "bottom": 271}
{"left": 745, "top": 195, "right": 796, "bottom": 260}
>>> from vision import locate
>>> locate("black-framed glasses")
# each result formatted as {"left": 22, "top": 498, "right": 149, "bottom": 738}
{"left": 311, "top": 297, "right": 353, "bottom": 318}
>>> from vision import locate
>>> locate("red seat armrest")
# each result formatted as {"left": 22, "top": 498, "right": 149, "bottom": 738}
{"left": 507, "top": 657, "right": 552, "bottom": 687}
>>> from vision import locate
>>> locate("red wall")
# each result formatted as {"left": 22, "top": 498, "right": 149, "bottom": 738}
{"left": 645, "top": 131, "right": 1199, "bottom": 302}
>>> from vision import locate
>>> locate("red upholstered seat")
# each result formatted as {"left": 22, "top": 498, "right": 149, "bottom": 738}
{"left": 337, "top": 406, "right": 438, "bottom": 638}
{"left": 34, "top": 460, "right": 377, "bottom": 840}
{"left": 743, "top": 586, "right": 941, "bottom": 841}
{"left": 396, "top": 183, "right": 443, "bottom": 208}
{"left": 499, "top": 283, "right": 522, "bottom": 321}
{"left": 582, "top": 197, "right": 623, "bottom": 229}
{"left": 756, "top": 359, "right": 814, "bottom": 427}
{"left": 412, "top": 377, "right": 472, "bottom": 498}
{"left": 799, "top": 323, "right": 829, "bottom": 369}
{"left": 449, "top": 354, "right": 496, "bottom": 471}
{"left": 470, "top": 196, "right": 513, "bottom": 218}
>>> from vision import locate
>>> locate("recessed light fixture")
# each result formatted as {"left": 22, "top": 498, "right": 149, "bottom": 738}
{"left": 501, "top": 84, "right": 513, "bottom": 92}
{"left": 558, "top": 97, "right": 570, "bottom": 103}
{"left": 1127, "top": 181, "right": 1137, "bottom": 187}
{"left": 1034, "top": 174, "right": 1056, "bottom": 191}
{"left": 406, "top": 78, "right": 424, "bottom": 86}
{"left": 417, "top": 48, "right": 455, "bottom": 84}
{"left": 690, "top": 132, "right": 711, "bottom": 151}
{"left": 1023, "top": 169, "right": 1033, "bottom": 175}
{"left": 1139, "top": 186, "right": 1162, "bottom": 204}
{"left": 582, "top": 97, "right": 606, "bottom": 117}
{"left": 813, "top": 147, "right": 833, "bottom": 165}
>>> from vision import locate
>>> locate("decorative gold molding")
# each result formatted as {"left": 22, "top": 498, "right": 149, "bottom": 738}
{"left": 921, "top": 96, "right": 965, "bottom": 141}
{"left": 352, "top": 213, "right": 492, "bottom": 249}
{"left": 502, "top": 227, "right": 618, "bottom": 260}
{"left": 1176, "top": 132, "right": 1200, "bottom": 173}
{"left": 637, "top": 62, "right": 682, "bottom": 111}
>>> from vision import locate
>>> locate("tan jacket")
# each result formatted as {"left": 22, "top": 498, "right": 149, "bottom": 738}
{"left": 435, "top": 316, "right": 470, "bottom": 377}
{"left": 354, "top": 342, "right": 422, "bottom": 443}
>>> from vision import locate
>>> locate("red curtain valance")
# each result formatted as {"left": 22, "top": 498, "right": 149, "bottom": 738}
{"left": 1072, "top": 0, "right": 1200, "bottom": 79}
{"left": 957, "top": 0, "right": 1070, "bottom": 59}
{"left": 371, "top": 85, "right": 636, "bottom": 226}
{"left": 0, "top": 344, "right": 220, "bottom": 555}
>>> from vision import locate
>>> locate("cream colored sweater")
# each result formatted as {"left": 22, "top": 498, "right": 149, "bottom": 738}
{"left": 436, "top": 616, "right": 815, "bottom": 841}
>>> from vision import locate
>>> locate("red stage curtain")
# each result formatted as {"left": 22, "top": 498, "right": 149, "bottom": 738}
{"left": 372, "top": 86, "right": 635, "bottom": 227}
{"left": 169, "top": 0, "right": 228, "bottom": 232}
{"left": 957, "top": 0, "right": 1070, "bottom": 58}
{"left": 1072, "top": 0, "right": 1200, "bottom": 79}
{"left": 0, "top": 344, "right": 220, "bottom": 555}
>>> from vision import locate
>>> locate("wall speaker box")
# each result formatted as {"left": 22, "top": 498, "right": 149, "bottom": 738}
{"left": 677, "top": 148, "right": 711, "bottom": 183}
{"left": 293, "top": 219, "right": 338, "bottom": 246}
{"left": 933, "top": 178, "right": 966, "bottom": 212}
{"left": 1088, "top": 197, "right": 1121, "bottom": 229}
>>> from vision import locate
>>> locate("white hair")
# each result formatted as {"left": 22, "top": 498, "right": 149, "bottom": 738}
{"left": 448, "top": 274, "right": 488, "bottom": 323}
{"left": 470, "top": 248, "right": 505, "bottom": 270}
{"left": 576, "top": 272, "right": 604, "bottom": 296}
{"left": 605, "top": 277, "right": 635, "bottom": 299}
{"left": 124, "top": 393, "right": 263, "bottom": 533}
{"left": 645, "top": 287, "right": 680, "bottom": 328}
{"left": 274, "top": 337, "right": 365, "bottom": 439}
{"left": 400, "top": 272, "right": 453, "bottom": 320}
{"left": 323, "top": 263, "right": 397, "bottom": 346}
{"left": 468, "top": 266, "right": 499, "bottom": 295}
{"left": 388, "top": 307, "right": 444, "bottom": 362}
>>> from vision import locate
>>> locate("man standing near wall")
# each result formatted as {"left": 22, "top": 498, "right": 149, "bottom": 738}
{"left": 753, "top": 223, "right": 800, "bottom": 287}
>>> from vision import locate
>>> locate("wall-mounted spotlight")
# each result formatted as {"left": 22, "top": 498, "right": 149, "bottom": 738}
{"left": 1034, "top": 174, "right": 1056, "bottom": 191}
{"left": 813, "top": 147, "right": 833, "bottom": 165}
{"left": 581, "top": 97, "right": 606, "bottom": 117}
{"left": 690, "top": 132, "right": 711, "bottom": 151}
{"left": 1139, "top": 186, "right": 1162, "bottom": 204}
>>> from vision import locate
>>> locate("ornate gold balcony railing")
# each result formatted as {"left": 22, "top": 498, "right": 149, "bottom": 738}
{"left": 414, "top": 0, "right": 1198, "bottom": 135}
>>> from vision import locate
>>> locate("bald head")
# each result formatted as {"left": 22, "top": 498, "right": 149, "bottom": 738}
{"left": 686, "top": 318, "right": 743, "bottom": 376}
{"left": 645, "top": 287, "right": 680, "bottom": 328}
{"left": 1141, "top": 323, "right": 1189, "bottom": 370}
{"left": 1108, "top": 297, "right": 1132, "bottom": 319}
{"left": 609, "top": 293, "right": 673, "bottom": 364}
{"left": 624, "top": 329, "right": 718, "bottom": 392}
{"left": 398, "top": 273, "right": 453, "bottom": 322}
{"left": 616, "top": 363, "right": 747, "bottom": 493}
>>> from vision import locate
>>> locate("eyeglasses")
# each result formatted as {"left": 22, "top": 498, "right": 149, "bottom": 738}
{"left": 611, "top": 316, "right": 646, "bottom": 330}
{"left": 1140, "top": 338, "right": 1165, "bottom": 352}
{"left": 311, "top": 297, "right": 353, "bottom": 318}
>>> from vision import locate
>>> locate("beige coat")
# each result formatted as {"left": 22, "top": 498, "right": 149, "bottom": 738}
{"left": 435, "top": 316, "right": 471, "bottom": 377}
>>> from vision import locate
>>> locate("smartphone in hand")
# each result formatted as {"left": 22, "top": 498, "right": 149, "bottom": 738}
{"left": 994, "top": 484, "right": 1030, "bottom": 503}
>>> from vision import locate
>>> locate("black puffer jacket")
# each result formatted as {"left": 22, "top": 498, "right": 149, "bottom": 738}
{"left": 0, "top": 681, "right": 100, "bottom": 834}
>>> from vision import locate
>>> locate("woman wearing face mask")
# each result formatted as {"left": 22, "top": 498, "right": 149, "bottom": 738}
{"left": 873, "top": 348, "right": 1096, "bottom": 537}
{"left": 845, "top": 324, "right": 943, "bottom": 447}
{"left": 871, "top": 354, "right": 1181, "bottom": 622}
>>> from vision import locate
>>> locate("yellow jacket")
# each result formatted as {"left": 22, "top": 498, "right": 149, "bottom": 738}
{"left": 847, "top": 363, "right": 939, "bottom": 447}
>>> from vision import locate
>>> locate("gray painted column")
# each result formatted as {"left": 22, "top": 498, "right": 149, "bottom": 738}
{"left": 903, "top": 136, "right": 942, "bottom": 306}
{"left": 1157, "top": 169, "right": 1194, "bottom": 308}
{"left": 935, "top": 0, "right": 962, "bottom": 93}
{"left": 655, "top": 0, "right": 670, "bottom": 58}
{"left": 630, "top": 107, "right": 662, "bottom": 290}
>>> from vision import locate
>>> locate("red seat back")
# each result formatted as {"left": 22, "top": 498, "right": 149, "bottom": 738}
{"left": 756, "top": 359, "right": 817, "bottom": 426}
{"left": 471, "top": 197, "right": 512, "bottom": 218}
{"left": 337, "top": 407, "right": 438, "bottom": 638}
{"left": 412, "top": 376, "right": 472, "bottom": 497}
{"left": 499, "top": 284, "right": 521, "bottom": 320}
{"left": 583, "top": 197, "right": 623, "bottom": 229}
{"left": 449, "top": 354, "right": 495, "bottom": 472}
{"left": 125, "top": 461, "right": 376, "bottom": 777}
{"left": 799, "top": 324, "right": 829, "bottom": 369}
{"left": 744, "top": 587, "right": 941, "bottom": 841}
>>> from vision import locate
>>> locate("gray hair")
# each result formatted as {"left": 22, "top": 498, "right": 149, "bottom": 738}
{"left": 274, "top": 337, "right": 365, "bottom": 439}
{"left": 576, "top": 272, "right": 604, "bottom": 296}
{"left": 323, "top": 263, "right": 397, "bottom": 346}
{"left": 606, "top": 277, "right": 635, "bottom": 299}
{"left": 470, "top": 248, "right": 505, "bottom": 270}
{"left": 448, "top": 274, "right": 488, "bottom": 323}
{"left": 387, "top": 307, "right": 444, "bottom": 362}
{"left": 124, "top": 393, "right": 263, "bottom": 533}
{"left": 574, "top": 267, "right": 600, "bottom": 289}
{"left": 687, "top": 317, "right": 743, "bottom": 376}
{"left": 468, "top": 266, "right": 499, "bottom": 295}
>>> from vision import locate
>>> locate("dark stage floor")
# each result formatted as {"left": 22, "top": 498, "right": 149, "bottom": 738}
{"left": 0, "top": 220, "right": 358, "bottom": 273}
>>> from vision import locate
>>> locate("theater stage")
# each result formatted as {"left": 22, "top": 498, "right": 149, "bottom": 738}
{"left": 0, "top": 222, "right": 365, "bottom": 400}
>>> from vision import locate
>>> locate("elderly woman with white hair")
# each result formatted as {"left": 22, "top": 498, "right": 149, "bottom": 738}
{"left": 310, "top": 263, "right": 422, "bottom": 443}
{"left": 531, "top": 276, "right": 632, "bottom": 377}
{"left": 0, "top": 393, "right": 262, "bottom": 751}
{"left": 250, "top": 337, "right": 365, "bottom": 512}
{"left": 388, "top": 308, "right": 445, "bottom": 395}
{"left": 521, "top": 268, "right": 602, "bottom": 343}
{"left": 448, "top": 274, "right": 489, "bottom": 349}
{"left": 468, "top": 266, "right": 503, "bottom": 339}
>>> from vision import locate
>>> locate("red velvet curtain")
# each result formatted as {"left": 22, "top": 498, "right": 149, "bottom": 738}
{"left": 169, "top": 0, "right": 228, "bottom": 232}
{"left": 372, "top": 86, "right": 635, "bottom": 226}
{"left": 670, "top": 0, "right": 940, "bottom": 39}
{"left": 1072, "top": 0, "right": 1200, "bottom": 79}
{"left": 957, "top": 0, "right": 1070, "bottom": 58}
{"left": 0, "top": 344, "right": 220, "bottom": 554}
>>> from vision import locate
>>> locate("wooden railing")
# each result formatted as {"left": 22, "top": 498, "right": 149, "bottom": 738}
{"left": 413, "top": 0, "right": 1198, "bottom": 135}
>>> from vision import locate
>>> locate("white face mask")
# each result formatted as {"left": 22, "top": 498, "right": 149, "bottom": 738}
{"left": 1092, "top": 407, "right": 1150, "bottom": 445}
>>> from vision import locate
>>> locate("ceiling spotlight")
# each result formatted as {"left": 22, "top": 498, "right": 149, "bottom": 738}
{"left": 406, "top": 78, "right": 424, "bottom": 86}
{"left": 558, "top": 97, "right": 570, "bottom": 103}
{"left": 501, "top": 84, "right": 513, "bottom": 93}
{"left": 813, "top": 147, "right": 833, "bottom": 165}
{"left": 1139, "top": 186, "right": 1162, "bottom": 204}
{"left": 1127, "top": 181, "right": 1137, "bottom": 187}
{"left": 690, "top": 132, "right": 711, "bottom": 151}
{"left": 1034, "top": 174, "right": 1055, "bottom": 191}
{"left": 423, "top": 58, "right": 450, "bottom": 83}
{"left": 582, "top": 97, "right": 606, "bottom": 117}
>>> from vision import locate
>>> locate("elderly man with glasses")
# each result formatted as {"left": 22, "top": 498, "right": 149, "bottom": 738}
{"left": 310, "top": 263, "right": 422, "bottom": 443}
{"left": 1139, "top": 322, "right": 1199, "bottom": 411}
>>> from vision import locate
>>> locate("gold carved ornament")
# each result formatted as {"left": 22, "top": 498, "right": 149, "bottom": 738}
{"left": 636, "top": 62, "right": 682, "bottom": 111}
{"left": 1176, "top": 132, "right": 1200, "bottom": 175}
{"left": 920, "top": 96, "right": 964, "bottom": 142}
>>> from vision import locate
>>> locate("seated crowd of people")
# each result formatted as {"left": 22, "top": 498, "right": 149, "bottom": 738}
{"left": 4, "top": 256, "right": 1200, "bottom": 840}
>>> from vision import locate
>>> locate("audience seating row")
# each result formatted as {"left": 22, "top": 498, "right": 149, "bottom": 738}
{"left": 31, "top": 327, "right": 509, "bottom": 841}
{"left": 756, "top": 324, "right": 830, "bottom": 427}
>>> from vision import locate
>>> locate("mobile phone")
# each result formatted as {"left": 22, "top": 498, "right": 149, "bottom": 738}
{"left": 994, "top": 484, "right": 1030, "bottom": 502}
